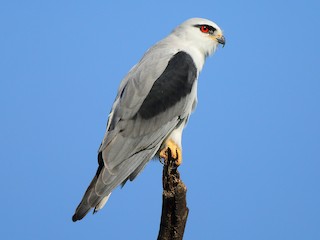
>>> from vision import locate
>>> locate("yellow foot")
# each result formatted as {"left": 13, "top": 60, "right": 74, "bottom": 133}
{"left": 159, "top": 139, "right": 182, "bottom": 166}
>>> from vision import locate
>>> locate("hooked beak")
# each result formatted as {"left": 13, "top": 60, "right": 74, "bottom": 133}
{"left": 217, "top": 35, "right": 226, "bottom": 47}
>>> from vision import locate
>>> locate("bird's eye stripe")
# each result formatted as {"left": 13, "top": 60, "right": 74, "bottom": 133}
{"left": 194, "top": 24, "right": 216, "bottom": 34}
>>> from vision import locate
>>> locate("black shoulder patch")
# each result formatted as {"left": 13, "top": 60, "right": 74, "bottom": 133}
{"left": 137, "top": 51, "right": 197, "bottom": 119}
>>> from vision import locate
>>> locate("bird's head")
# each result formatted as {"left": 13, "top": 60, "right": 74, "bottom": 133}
{"left": 172, "top": 18, "right": 225, "bottom": 57}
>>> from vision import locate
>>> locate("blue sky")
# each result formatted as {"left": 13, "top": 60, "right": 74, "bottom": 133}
{"left": 1, "top": 0, "right": 319, "bottom": 239}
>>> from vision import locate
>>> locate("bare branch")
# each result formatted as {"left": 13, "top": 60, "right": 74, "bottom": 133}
{"left": 157, "top": 148, "right": 189, "bottom": 240}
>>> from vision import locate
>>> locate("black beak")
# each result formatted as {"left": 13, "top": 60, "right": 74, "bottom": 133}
{"left": 217, "top": 35, "right": 226, "bottom": 47}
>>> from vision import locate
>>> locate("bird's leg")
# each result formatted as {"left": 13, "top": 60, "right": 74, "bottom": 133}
{"left": 159, "top": 139, "right": 182, "bottom": 166}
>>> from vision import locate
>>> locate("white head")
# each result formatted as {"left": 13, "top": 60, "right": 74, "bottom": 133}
{"left": 172, "top": 18, "right": 225, "bottom": 57}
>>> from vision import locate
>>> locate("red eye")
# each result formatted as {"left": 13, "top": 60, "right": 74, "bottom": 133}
{"left": 200, "top": 25, "right": 209, "bottom": 33}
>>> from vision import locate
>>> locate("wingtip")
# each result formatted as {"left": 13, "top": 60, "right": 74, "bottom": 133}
{"left": 72, "top": 210, "right": 88, "bottom": 222}
{"left": 72, "top": 214, "right": 78, "bottom": 222}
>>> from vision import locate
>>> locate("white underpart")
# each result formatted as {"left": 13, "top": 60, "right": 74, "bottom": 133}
{"left": 168, "top": 121, "right": 185, "bottom": 149}
{"left": 94, "top": 193, "right": 111, "bottom": 212}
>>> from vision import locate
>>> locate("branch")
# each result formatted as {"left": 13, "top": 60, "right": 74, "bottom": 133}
{"left": 157, "top": 148, "right": 189, "bottom": 240}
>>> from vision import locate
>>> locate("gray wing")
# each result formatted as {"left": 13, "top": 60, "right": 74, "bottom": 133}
{"left": 72, "top": 49, "right": 198, "bottom": 221}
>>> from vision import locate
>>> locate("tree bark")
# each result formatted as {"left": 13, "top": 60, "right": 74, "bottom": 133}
{"left": 157, "top": 148, "right": 189, "bottom": 240}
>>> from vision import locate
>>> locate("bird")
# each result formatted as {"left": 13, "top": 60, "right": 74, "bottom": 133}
{"left": 72, "top": 17, "right": 225, "bottom": 222}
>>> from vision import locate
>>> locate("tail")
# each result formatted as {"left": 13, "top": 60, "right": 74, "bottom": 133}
{"left": 72, "top": 153, "right": 110, "bottom": 222}
{"left": 72, "top": 142, "right": 160, "bottom": 221}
